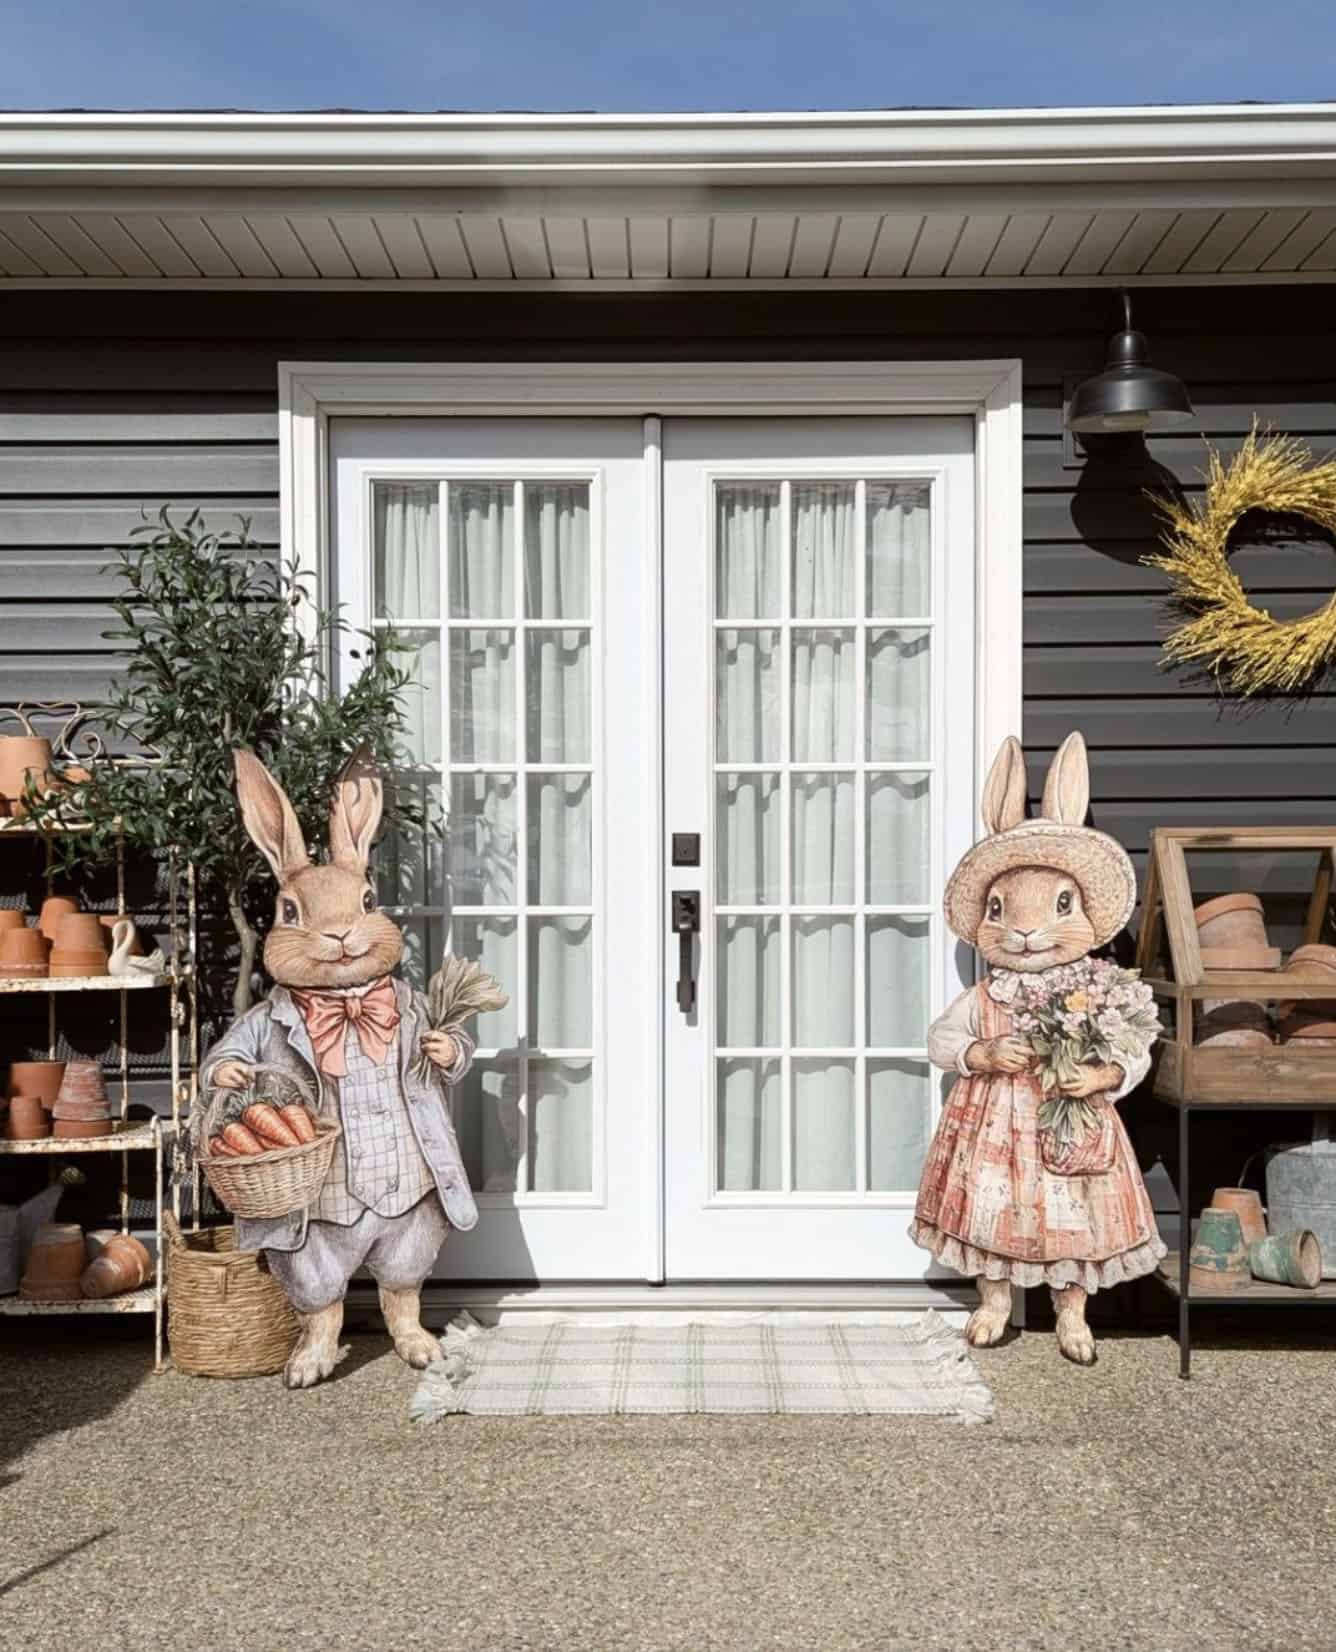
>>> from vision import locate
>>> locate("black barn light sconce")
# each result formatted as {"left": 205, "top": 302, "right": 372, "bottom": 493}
{"left": 1066, "top": 291, "right": 1195, "bottom": 436}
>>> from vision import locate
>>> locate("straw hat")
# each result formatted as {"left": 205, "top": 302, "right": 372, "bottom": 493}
{"left": 944, "top": 732, "right": 1137, "bottom": 949}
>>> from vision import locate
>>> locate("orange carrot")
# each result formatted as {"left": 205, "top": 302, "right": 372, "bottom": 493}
{"left": 221, "top": 1121, "right": 266, "bottom": 1156}
{"left": 280, "top": 1103, "right": 317, "bottom": 1144}
{"left": 208, "top": 1133, "right": 237, "bottom": 1158}
{"left": 242, "top": 1102, "right": 301, "bottom": 1149}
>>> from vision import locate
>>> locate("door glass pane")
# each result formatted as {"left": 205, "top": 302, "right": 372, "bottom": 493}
{"left": 527, "top": 774, "right": 592, "bottom": 905}
{"left": 867, "top": 772, "right": 931, "bottom": 905}
{"left": 792, "top": 483, "right": 856, "bottom": 619}
{"left": 717, "top": 1057, "right": 782, "bottom": 1191}
{"left": 792, "top": 629, "right": 855, "bottom": 762}
{"left": 794, "top": 1060, "right": 855, "bottom": 1191}
{"left": 449, "top": 629, "right": 515, "bottom": 762}
{"left": 453, "top": 1062, "right": 522, "bottom": 1194}
{"left": 867, "top": 627, "right": 930, "bottom": 762}
{"left": 374, "top": 483, "right": 439, "bottom": 618}
{"left": 379, "top": 775, "right": 444, "bottom": 908}
{"left": 792, "top": 773, "right": 855, "bottom": 905}
{"left": 793, "top": 917, "right": 855, "bottom": 1047}
{"left": 396, "top": 630, "right": 442, "bottom": 764}
{"left": 868, "top": 1060, "right": 933, "bottom": 1190}
{"left": 529, "top": 916, "right": 592, "bottom": 1049}
{"left": 526, "top": 629, "right": 591, "bottom": 763}
{"left": 717, "top": 916, "right": 781, "bottom": 1048}
{"left": 867, "top": 917, "right": 929, "bottom": 1047}
{"left": 716, "top": 773, "right": 781, "bottom": 906}
{"left": 525, "top": 483, "right": 590, "bottom": 620}
{"left": 716, "top": 628, "right": 780, "bottom": 763}
{"left": 448, "top": 917, "right": 518, "bottom": 1049}
{"left": 449, "top": 482, "right": 514, "bottom": 619}
{"left": 529, "top": 1060, "right": 593, "bottom": 1192}
{"left": 867, "top": 482, "right": 930, "bottom": 617}
{"left": 448, "top": 774, "right": 517, "bottom": 907}
{"left": 716, "top": 483, "right": 781, "bottom": 619}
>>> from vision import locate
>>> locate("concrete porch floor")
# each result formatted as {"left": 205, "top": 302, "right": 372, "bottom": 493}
{"left": 3, "top": 1315, "right": 1336, "bottom": 1652}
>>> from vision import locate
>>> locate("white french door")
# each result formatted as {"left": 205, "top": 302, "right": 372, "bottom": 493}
{"left": 331, "top": 418, "right": 658, "bottom": 1280}
{"left": 662, "top": 418, "right": 975, "bottom": 1279}
{"left": 330, "top": 410, "right": 977, "bottom": 1285}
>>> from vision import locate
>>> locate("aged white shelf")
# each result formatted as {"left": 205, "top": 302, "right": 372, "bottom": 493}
{"left": 1, "top": 1282, "right": 157, "bottom": 1316}
{"left": 0, "top": 1120, "right": 174, "bottom": 1154}
{"left": 0, "top": 971, "right": 174, "bottom": 993}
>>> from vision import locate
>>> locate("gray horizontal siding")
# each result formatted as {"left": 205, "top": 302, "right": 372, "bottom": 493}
{"left": 0, "top": 283, "right": 1332, "bottom": 882}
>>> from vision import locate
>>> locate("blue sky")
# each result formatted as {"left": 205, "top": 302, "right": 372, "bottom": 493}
{"left": 2, "top": 0, "right": 1334, "bottom": 112}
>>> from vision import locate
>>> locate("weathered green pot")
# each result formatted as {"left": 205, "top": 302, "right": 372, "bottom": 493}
{"left": 1249, "top": 1229, "right": 1322, "bottom": 1289}
{"left": 1189, "top": 1206, "right": 1250, "bottom": 1290}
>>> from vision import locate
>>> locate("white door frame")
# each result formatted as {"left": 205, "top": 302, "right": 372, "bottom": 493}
{"left": 279, "top": 358, "right": 1023, "bottom": 1288}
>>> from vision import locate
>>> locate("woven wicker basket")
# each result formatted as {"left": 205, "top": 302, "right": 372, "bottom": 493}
{"left": 164, "top": 1212, "right": 298, "bottom": 1378}
{"left": 197, "top": 1064, "right": 340, "bottom": 1220}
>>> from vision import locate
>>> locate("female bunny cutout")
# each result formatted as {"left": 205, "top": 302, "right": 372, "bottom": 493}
{"left": 910, "top": 732, "right": 1164, "bottom": 1366}
{"left": 202, "top": 749, "right": 478, "bottom": 1389}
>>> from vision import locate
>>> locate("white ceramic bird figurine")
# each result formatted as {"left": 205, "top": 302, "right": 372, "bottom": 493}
{"left": 107, "top": 918, "right": 166, "bottom": 978}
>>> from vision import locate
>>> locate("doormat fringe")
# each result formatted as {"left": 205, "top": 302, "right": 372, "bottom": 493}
{"left": 409, "top": 1309, "right": 993, "bottom": 1424}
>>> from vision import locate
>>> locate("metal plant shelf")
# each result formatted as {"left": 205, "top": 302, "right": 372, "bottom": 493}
{"left": 0, "top": 971, "right": 175, "bottom": 994}
{"left": 0, "top": 1120, "right": 175, "bottom": 1154}
{"left": 1135, "top": 825, "right": 1336, "bottom": 1380}
{"left": 0, "top": 1283, "right": 157, "bottom": 1316}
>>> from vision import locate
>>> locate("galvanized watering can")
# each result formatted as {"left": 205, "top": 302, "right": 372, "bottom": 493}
{"left": 1257, "top": 1115, "right": 1336, "bottom": 1280}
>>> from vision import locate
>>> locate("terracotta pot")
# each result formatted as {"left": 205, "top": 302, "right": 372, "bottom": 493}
{"left": 1195, "top": 892, "right": 1279, "bottom": 970}
{"left": 37, "top": 895, "right": 80, "bottom": 942}
{"left": 19, "top": 1222, "right": 86, "bottom": 1299}
{"left": 1277, "top": 945, "right": 1336, "bottom": 1020}
{"left": 49, "top": 950, "right": 110, "bottom": 978}
{"left": 1249, "top": 1229, "right": 1322, "bottom": 1289}
{"left": 55, "top": 912, "right": 109, "bottom": 952}
{"left": 80, "top": 1233, "right": 151, "bottom": 1299}
{"left": 1211, "top": 1186, "right": 1267, "bottom": 1247}
{"left": 4, "top": 1094, "right": 50, "bottom": 1140}
{"left": 1198, "top": 1001, "right": 1272, "bottom": 1048}
{"left": 1278, "top": 1014, "right": 1336, "bottom": 1045}
{"left": 0, "top": 928, "right": 49, "bottom": 977}
{"left": 7, "top": 1060, "right": 65, "bottom": 1109}
{"left": 99, "top": 914, "right": 145, "bottom": 955}
{"left": 0, "top": 734, "right": 53, "bottom": 815}
{"left": 52, "top": 1117, "right": 114, "bottom": 1139}
{"left": 0, "top": 909, "right": 27, "bottom": 934}
{"left": 52, "top": 1096, "right": 115, "bottom": 1119}
{"left": 1188, "top": 1206, "right": 1251, "bottom": 1291}
{"left": 54, "top": 1061, "right": 108, "bottom": 1112}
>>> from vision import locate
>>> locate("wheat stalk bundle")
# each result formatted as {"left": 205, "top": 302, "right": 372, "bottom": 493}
{"left": 414, "top": 955, "right": 510, "bottom": 1083}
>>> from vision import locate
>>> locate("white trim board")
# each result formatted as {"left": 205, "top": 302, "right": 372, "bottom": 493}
{"left": 279, "top": 359, "right": 1024, "bottom": 776}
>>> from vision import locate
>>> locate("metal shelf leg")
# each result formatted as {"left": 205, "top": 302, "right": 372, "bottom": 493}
{"left": 1178, "top": 1102, "right": 1191, "bottom": 1380}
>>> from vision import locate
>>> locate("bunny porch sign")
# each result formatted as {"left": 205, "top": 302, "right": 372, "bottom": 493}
{"left": 909, "top": 731, "right": 1165, "bottom": 1366}
{"left": 202, "top": 749, "right": 478, "bottom": 1389}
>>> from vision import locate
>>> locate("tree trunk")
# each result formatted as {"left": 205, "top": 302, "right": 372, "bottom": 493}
{"left": 228, "top": 888, "right": 259, "bottom": 1021}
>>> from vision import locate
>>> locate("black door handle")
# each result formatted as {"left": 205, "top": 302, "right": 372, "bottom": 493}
{"left": 672, "top": 890, "right": 700, "bottom": 1015}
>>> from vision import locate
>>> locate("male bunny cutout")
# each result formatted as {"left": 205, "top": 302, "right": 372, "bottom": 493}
{"left": 202, "top": 749, "right": 478, "bottom": 1389}
{"left": 909, "top": 732, "right": 1165, "bottom": 1365}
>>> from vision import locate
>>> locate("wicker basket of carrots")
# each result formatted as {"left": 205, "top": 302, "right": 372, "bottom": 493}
{"left": 196, "top": 1065, "right": 340, "bottom": 1220}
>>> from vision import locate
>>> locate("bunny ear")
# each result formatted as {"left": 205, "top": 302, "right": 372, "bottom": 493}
{"left": 980, "top": 736, "right": 1028, "bottom": 835}
{"left": 1041, "top": 731, "right": 1091, "bottom": 825}
{"left": 233, "top": 749, "right": 310, "bottom": 883}
{"left": 329, "top": 743, "right": 383, "bottom": 874}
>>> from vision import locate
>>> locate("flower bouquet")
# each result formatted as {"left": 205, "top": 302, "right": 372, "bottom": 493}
{"left": 413, "top": 954, "right": 509, "bottom": 1084}
{"left": 1008, "top": 959, "right": 1162, "bottom": 1174}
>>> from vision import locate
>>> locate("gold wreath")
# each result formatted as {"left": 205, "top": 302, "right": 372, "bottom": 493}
{"left": 1147, "top": 426, "right": 1336, "bottom": 694}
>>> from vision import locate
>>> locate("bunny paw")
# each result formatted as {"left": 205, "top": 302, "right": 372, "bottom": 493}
{"left": 283, "top": 1339, "right": 346, "bottom": 1389}
{"left": 1056, "top": 1316, "right": 1096, "bottom": 1366}
{"left": 964, "top": 1305, "right": 1010, "bottom": 1348}
{"left": 392, "top": 1325, "right": 444, "bottom": 1369}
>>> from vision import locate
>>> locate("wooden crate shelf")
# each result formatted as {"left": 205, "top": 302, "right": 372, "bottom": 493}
{"left": 1157, "top": 1257, "right": 1336, "bottom": 1305}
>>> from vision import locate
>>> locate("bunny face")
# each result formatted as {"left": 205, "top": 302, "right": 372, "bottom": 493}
{"left": 974, "top": 866, "right": 1097, "bottom": 972}
{"left": 234, "top": 746, "right": 404, "bottom": 991}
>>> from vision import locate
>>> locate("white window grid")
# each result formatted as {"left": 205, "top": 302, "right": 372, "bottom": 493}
{"left": 369, "top": 476, "right": 598, "bottom": 1196}
{"left": 711, "top": 475, "right": 937, "bottom": 1197}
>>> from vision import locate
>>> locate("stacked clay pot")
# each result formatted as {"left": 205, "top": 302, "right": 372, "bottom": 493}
{"left": 1194, "top": 893, "right": 1278, "bottom": 1048}
{"left": 37, "top": 894, "right": 79, "bottom": 941}
{"left": 7, "top": 1059, "right": 66, "bottom": 1113}
{"left": 1276, "top": 943, "right": 1336, "bottom": 1046}
{"left": 0, "top": 924, "right": 49, "bottom": 979}
{"left": 52, "top": 1061, "right": 113, "bottom": 1138}
{"left": 4, "top": 1093, "right": 50, "bottom": 1141}
{"left": 0, "top": 726, "right": 54, "bottom": 817}
{"left": 49, "top": 911, "right": 109, "bottom": 978}
{"left": 19, "top": 1223, "right": 87, "bottom": 1301}
{"left": 1188, "top": 1205, "right": 1251, "bottom": 1291}
{"left": 80, "top": 1231, "right": 152, "bottom": 1299}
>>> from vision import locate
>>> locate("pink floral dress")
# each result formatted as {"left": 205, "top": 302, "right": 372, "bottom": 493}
{"left": 909, "top": 972, "right": 1166, "bottom": 1292}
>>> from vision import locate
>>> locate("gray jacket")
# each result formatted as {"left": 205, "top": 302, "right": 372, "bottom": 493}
{"left": 201, "top": 977, "right": 479, "bottom": 1253}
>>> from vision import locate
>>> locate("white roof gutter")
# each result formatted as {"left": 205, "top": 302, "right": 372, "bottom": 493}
{"left": 3, "top": 104, "right": 1336, "bottom": 191}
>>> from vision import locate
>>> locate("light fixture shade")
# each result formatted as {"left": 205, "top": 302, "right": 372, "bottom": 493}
{"left": 1066, "top": 293, "right": 1195, "bottom": 434}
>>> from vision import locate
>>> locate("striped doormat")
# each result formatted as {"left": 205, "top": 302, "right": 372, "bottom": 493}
{"left": 409, "top": 1311, "right": 992, "bottom": 1424}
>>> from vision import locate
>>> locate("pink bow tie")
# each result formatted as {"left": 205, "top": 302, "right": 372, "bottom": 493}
{"left": 290, "top": 978, "right": 401, "bottom": 1078}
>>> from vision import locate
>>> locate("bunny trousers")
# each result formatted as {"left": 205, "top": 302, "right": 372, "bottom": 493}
{"left": 266, "top": 1194, "right": 449, "bottom": 1315}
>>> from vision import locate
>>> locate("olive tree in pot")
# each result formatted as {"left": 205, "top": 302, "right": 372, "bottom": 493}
{"left": 30, "top": 509, "right": 431, "bottom": 1020}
